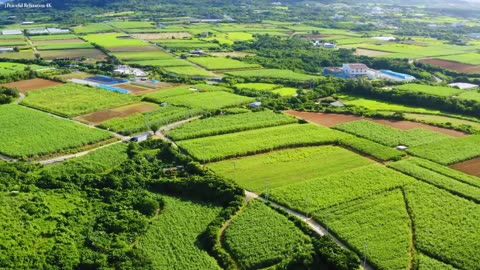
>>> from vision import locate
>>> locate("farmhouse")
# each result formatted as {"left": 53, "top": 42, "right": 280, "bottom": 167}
{"left": 113, "top": 65, "right": 147, "bottom": 77}
{"left": 342, "top": 63, "right": 368, "bottom": 77}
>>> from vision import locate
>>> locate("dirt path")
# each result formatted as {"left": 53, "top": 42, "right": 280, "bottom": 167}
{"left": 15, "top": 93, "right": 25, "bottom": 104}
{"left": 245, "top": 190, "right": 375, "bottom": 270}
{"left": 154, "top": 116, "right": 201, "bottom": 147}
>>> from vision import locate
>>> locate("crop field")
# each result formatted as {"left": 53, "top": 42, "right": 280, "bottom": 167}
{"left": 0, "top": 105, "right": 113, "bottom": 158}
{"left": 417, "top": 58, "right": 480, "bottom": 74}
{"left": 32, "top": 38, "right": 84, "bottom": 45}
{"left": 0, "top": 62, "right": 42, "bottom": 75}
{"left": 131, "top": 32, "right": 192, "bottom": 40}
{"left": 111, "top": 50, "right": 174, "bottom": 61}
{"left": 108, "top": 21, "right": 156, "bottom": 29}
{"left": 404, "top": 182, "right": 480, "bottom": 270}
{"left": 39, "top": 49, "right": 106, "bottom": 60}
{"left": 224, "top": 200, "right": 312, "bottom": 269}
{"left": 83, "top": 33, "right": 149, "bottom": 48}
{"left": 161, "top": 91, "right": 254, "bottom": 110}
{"left": 129, "top": 59, "right": 193, "bottom": 67}
{"left": 72, "top": 23, "right": 115, "bottom": 33}
{"left": 168, "top": 111, "right": 297, "bottom": 140}
{"left": 388, "top": 159, "right": 480, "bottom": 201}
{"left": 0, "top": 40, "right": 26, "bottom": 46}
{"left": 187, "top": 57, "right": 261, "bottom": 70}
{"left": 42, "top": 143, "right": 128, "bottom": 176}
{"left": 163, "top": 66, "right": 214, "bottom": 77}
{"left": 334, "top": 120, "right": 451, "bottom": 147}
{"left": 436, "top": 53, "right": 480, "bottom": 65}
{"left": 177, "top": 124, "right": 349, "bottom": 162}
{"left": 456, "top": 90, "right": 480, "bottom": 102}
{"left": 0, "top": 34, "right": 23, "bottom": 39}
{"left": 209, "top": 146, "right": 373, "bottom": 192}
{"left": 29, "top": 34, "right": 78, "bottom": 41}
{"left": 156, "top": 39, "right": 220, "bottom": 49}
{"left": 340, "top": 96, "right": 442, "bottom": 114}
{"left": 143, "top": 85, "right": 198, "bottom": 100}
{"left": 338, "top": 136, "right": 406, "bottom": 161}
{"left": 138, "top": 196, "right": 221, "bottom": 270}
{"left": 352, "top": 42, "right": 475, "bottom": 59}
{"left": 21, "top": 83, "right": 137, "bottom": 117}
{"left": 450, "top": 157, "right": 480, "bottom": 177}
{"left": 407, "top": 135, "right": 480, "bottom": 165}
{"left": 395, "top": 84, "right": 462, "bottom": 97}
{"left": 76, "top": 102, "right": 159, "bottom": 124}
{"left": 99, "top": 106, "right": 202, "bottom": 135}
{"left": 1, "top": 78, "right": 62, "bottom": 93}
{"left": 417, "top": 254, "right": 457, "bottom": 270}
{"left": 268, "top": 164, "right": 414, "bottom": 213}
{"left": 226, "top": 69, "right": 321, "bottom": 82}
{"left": 353, "top": 48, "right": 392, "bottom": 57}
{"left": 234, "top": 83, "right": 280, "bottom": 91}
{"left": 35, "top": 42, "right": 94, "bottom": 51}
{"left": 315, "top": 190, "right": 412, "bottom": 270}
{"left": 404, "top": 113, "right": 480, "bottom": 131}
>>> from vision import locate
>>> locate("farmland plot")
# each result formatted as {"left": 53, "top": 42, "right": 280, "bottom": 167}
{"left": 226, "top": 69, "right": 321, "bottom": 82}
{"left": 83, "top": 33, "right": 150, "bottom": 48}
{"left": 163, "top": 66, "right": 215, "bottom": 77}
{"left": 138, "top": 196, "right": 221, "bottom": 270}
{"left": 268, "top": 164, "right": 414, "bottom": 214}
{"left": 160, "top": 91, "right": 254, "bottom": 110}
{"left": 209, "top": 146, "right": 373, "bottom": 192}
{"left": 129, "top": 59, "right": 193, "bottom": 67}
{"left": 168, "top": 111, "right": 297, "bottom": 140}
{"left": 35, "top": 42, "right": 94, "bottom": 51}
{"left": 72, "top": 23, "right": 115, "bottom": 34}
{"left": 224, "top": 200, "right": 312, "bottom": 269}
{"left": 111, "top": 51, "right": 174, "bottom": 61}
{"left": 187, "top": 57, "right": 261, "bottom": 70}
{"left": 177, "top": 124, "right": 350, "bottom": 162}
{"left": 0, "top": 105, "right": 113, "bottom": 158}
{"left": 395, "top": 84, "right": 463, "bottom": 97}
{"left": 21, "top": 83, "right": 137, "bottom": 117}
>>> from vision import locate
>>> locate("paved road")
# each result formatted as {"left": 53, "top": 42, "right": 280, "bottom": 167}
{"left": 245, "top": 191, "right": 375, "bottom": 270}
{"left": 0, "top": 154, "right": 17, "bottom": 162}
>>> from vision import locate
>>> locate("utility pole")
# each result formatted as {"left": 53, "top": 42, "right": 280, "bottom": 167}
{"left": 305, "top": 197, "right": 310, "bottom": 219}
{"left": 363, "top": 242, "right": 368, "bottom": 268}
{"left": 326, "top": 212, "right": 331, "bottom": 234}
{"left": 264, "top": 182, "right": 269, "bottom": 202}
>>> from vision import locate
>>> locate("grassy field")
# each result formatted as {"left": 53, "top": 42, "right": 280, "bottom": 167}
{"left": 234, "top": 83, "right": 280, "bottom": 91}
{"left": 21, "top": 83, "right": 137, "bottom": 117}
{"left": 29, "top": 34, "right": 78, "bottom": 40}
{"left": 72, "top": 23, "right": 116, "bottom": 34}
{"left": 129, "top": 59, "right": 193, "bottom": 67}
{"left": 0, "top": 62, "right": 42, "bottom": 75}
{"left": 395, "top": 84, "right": 463, "bottom": 97}
{"left": 314, "top": 190, "right": 412, "bottom": 270}
{"left": 42, "top": 143, "right": 128, "bottom": 176}
{"left": 156, "top": 39, "right": 220, "bottom": 49}
{"left": 209, "top": 146, "right": 373, "bottom": 192}
{"left": 108, "top": 21, "right": 156, "bottom": 29}
{"left": 138, "top": 196, "right": 221, "bottom": 270}
{"left": 83, "top": 33, "right": 149, "bottom": 48}
{"left": 111, "top": 51, "right": 174, "bottom": 61}
{"left": 36, "top": 42, "right": 94, "bottom": 51}
{"left": 163, "top": 66, "right": 214, "bottom": 77}
{"left": 457, "top": 90, "right": 480, "bottom": 102}
{"left": 168, "top": 111, "right": 297, "bottom": 140}
{"left": 99, "top": 106, "right": 202, "bottom": 135}
{"left": 334, "top": 120, "right": 451, "bottom": 147}
{"left": 404, "top": 113, "right": 480, "bottom": 130}
{"left": 177, "top": 124, "right": 349, "bottom": 162}
{"left": 160, "top": 91, "right": 254, "bottom": 110}
{"left": 272, "top": 87, "right": 298, "bottom": 96}
{"left": 340, "top": 96, "right": 441, "bottom": 114}
{"left": 351, "top": 42, "right": 475, "bottom": 59}
{"left": 224, "top": 200, "right": 312, "bottom": 269}
{"left": 338, "top": 136, "right": 406, "bottom": 161}
{"left": 407, "top": 135, "right": 480, "bottom": 165}
{"left": 187, "top": 57, "right": 261, "bottom": 70}
{"left": 437, "top": 53, "right": 480, "bottom": 65}
{"left": 226, "top": 69, "right": 320, "bottom": 82}
{"left": 0, "top": 105, "right": 113, "bottom": 158}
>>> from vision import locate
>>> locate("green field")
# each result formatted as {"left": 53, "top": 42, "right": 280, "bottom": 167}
{"left": 209, "top": 146, "right": 373, "bottom": 192}
{"left": 268, "top": 164, "right": 414, "bottom": 213}
{"left": 404, "top": 113, "right": 480, "bottom": 131}
{"left": 168, "top": 111, "right": 297, "bottom": 140}
{"left": 99, "top": 106, "right": 202, "bottom": 135}
{"left": 108, "top": 21, "right": 156, "bottom": 29}
{"left": 395, "top": 84, "right": 462, "bottom": 97}
{"left": 42, "top": 143, "right": 128, "bottom": 176}
{"left": 138, "top": 196, "right": 221, "bottom": 270}
{"left": 111, "top": 51, "right": 174, "bottom": 61}
{"left": 0, "top": 105, "right": 113, "bottom": 158}
{"left": 72, "top": 23, "right": 116, "bottom": 34}
{"left": 407, "top": 135, "right": 480, "bottom": 165}
{"left": 129, "top": 59, "right": 193, "bottom": 67}
{"left": 29, "top": 34, "right": 78, "bottom": 40}
{"left": 334, "top": 120, "right": 451, "bottom": 147}
{"left": 156, "top": 39, "right": 220, "bottom": 49}
{"left": 272, "top": 87, "right": 298, "bottom": 96}
{"left": 224, "top": 200, "right": 312, "bottom": 269}
{"left": 0, "top": 62, "right": 42, "bottom": 75}
{"left": 21, "top": 83, "right": 137, "bottom": 117}
{"left": 234, "top": 83, "right": 280, "bottom": 91}
{"left": 163, "top": 66, "right": 215, "bottom": 77}
{"left": 314, "top": 191, "right": 412, "bottom": 270}
{"left": 457, "top": 90, "right": 480, "bottom": 102}
{"left": 36, "top": 42, "right": 94, "bottom": 51}
{"left": 187, "top": 57, "right": 261, "bottom": 70}
{"left": 83, "top": 33, "right": 149, "bottom": 48}
{"left": 177, "top": 124, "right": 349, "bottom": 162}
{"left": 160, "top": 91, "right": 253, "bottom": 110}
{"left": 338, "top": 136, "right": 406, "bottom": 161}
{"left": 226, "top": 69, "right": 320, "bottom": 82}
{"left": 351, "top": 42, "right": 475, "bottom": 59}
{"left": 437, "top": 53, "right": 480, "bottom": 65}
{"left": 340, "top": 96, "right": 442, "bottom": 114}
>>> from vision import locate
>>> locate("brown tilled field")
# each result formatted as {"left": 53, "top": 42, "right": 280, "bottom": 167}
{"left": 1, "top": 78, "right": 63, "bottom": 93}
{"left": 450, "top": 157, "right": 480, "bottom": 177}
{"left": 132, "top": 32, "right": 192, "bottom": 40}
{"left": 418, "top": 58, "right": 480, "bottom": 74}
{"left": 285, "top": 111, "right": 466, "bottom": 137}
{"left": 77, "top": 103, "right": 158, "bottom": 124}
{"left": 116, "top": 83, "right": 160, "bottom": 95}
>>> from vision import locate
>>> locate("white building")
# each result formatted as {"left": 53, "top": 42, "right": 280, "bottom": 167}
{"left": 113, "top": 65, "right": 147, "bottom": 77}
{"left": 342, "top": 63, "right": 368, "bottom": 77}
{"left": 2, "top": 30, "right": 22, "bottom": 35}
{"left": 0, "top": 48, "right": 14, "bottom": 53}
{"left": 449, "top": 82, "right": 479, "bottom": 90}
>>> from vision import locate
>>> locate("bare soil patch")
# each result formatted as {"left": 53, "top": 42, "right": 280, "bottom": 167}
{"left": 285, "top": 111, "right": 466, "bottom": 137}
{"left": 355, "top": 48, "right": 392, "bottom": 57}
{"left": 418, "top": 58, "right": 480, "bottom": 74}
{"left": 107, "top": 45, "right": 160, "bottom": 52}
{"left": 209, "top": 51, "right": 255, "bottom": 57}
{"left": 39, "top": 49, "right": 106, "bottom": 60}
{"left": 77, "top": 103, "right": 158, "bottom": 124}
{"left": 450, "top": 157, "right": 480, "bottom": 177}
{"left": 132, "top": 32, "right": 192, "bottom": 40}
{"left": 116, "top": 83, "right": 159, "bottom": 95}
{"left": 131, "top": 81, "right": 177, "bottom": 89}
{"left": 1, "top": 78, "right": 63, "bottom": 93}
